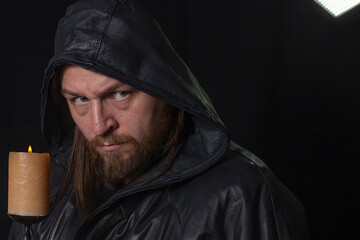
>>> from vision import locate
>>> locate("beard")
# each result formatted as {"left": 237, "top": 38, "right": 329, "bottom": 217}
{"left": 81, "top": 102, "right": 173, "bottom": 188}
{"left": 86, "top": 134, "right": 155, "bottom": 188}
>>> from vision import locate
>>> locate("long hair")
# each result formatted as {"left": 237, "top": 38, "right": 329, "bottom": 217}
{"left": 56, "top": 107, "right": 187, "bottom": 218}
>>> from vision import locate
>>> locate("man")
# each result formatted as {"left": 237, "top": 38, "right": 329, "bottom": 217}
{"left": 9, "top": 0, "right": 309, "bottom": 239}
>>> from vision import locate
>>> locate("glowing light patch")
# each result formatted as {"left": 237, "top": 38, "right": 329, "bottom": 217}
{"left": 315, "top": 0, "right": 360, "bottom": 17}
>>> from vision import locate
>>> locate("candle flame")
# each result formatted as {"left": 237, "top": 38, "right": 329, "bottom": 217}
{"left": 28, "top": 145, "right": 32, "bottom": 153}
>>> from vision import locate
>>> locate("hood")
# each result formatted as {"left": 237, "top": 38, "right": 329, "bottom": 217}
{"left": 41, "top": 0, "right": 230, "bottom": 190}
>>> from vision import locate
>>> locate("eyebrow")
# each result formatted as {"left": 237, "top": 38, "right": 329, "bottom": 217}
{"left": 60, "top": 89, "right": 77, "bottom": 96}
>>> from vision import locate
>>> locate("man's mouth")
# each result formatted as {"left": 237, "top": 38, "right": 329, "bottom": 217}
{"left": 98, "top": 142, "right": 125, "bottom": 152}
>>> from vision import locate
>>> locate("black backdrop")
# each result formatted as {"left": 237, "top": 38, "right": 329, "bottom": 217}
{"left": 1, "top": 0, "right": 359, "bottom": 239}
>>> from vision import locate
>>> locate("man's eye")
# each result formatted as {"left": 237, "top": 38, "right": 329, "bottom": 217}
{"left": 73, "top": 96, "right": 89, "bottom": 104}
{"left": 111, "top": 91, "right": 129, "bottom": 100}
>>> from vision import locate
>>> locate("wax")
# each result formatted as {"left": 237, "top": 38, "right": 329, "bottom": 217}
{"left": 8, "top": 152, "right": 50, "bottom": 216}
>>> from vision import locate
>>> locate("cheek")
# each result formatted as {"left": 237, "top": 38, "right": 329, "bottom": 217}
{"left": 76, "top": 122, "right": 92, "bottom": 140}
{"left": 121, "top": 112, "right": 153, "bottom": 140}
{"left": 69, "top": 109, "right": 93, "bottom": 140}
{"left": 121, "top": 104, "right": 158, "bottom": 141}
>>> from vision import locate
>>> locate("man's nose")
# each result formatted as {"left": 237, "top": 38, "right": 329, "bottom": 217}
{"left": 91, "top": 101, "right": 118, "bottom": 136}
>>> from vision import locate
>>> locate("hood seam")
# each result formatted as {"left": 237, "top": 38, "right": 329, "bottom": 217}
{"left": 92, "top": 0, "right": 120, "bottom": 65}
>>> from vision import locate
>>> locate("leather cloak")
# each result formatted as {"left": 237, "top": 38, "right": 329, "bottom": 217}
{"left": 9, "top": 0, "right": 309, "bottom": 239}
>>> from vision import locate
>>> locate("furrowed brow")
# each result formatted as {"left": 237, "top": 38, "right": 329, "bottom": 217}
{"left": 61, "top": 89, "right": 78, "bottom": 97}
{"left": 60, "top": 82, "right": 131, "bottom": 98}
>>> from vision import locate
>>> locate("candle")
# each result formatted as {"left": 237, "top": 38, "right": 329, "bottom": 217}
{"left": 8, "top": 146, "right": 50, "bottom": 217}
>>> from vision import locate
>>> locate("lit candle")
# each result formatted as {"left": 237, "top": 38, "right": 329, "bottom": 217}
{"left": 8, "top": 146, "right": 50, "bottom": 217}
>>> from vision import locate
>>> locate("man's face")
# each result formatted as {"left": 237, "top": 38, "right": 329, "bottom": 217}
{"left": 61, "top": 65, "right": 172, "bottom": 185}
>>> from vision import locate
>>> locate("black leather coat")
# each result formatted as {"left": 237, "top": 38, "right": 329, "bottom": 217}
{"left": 9, "top": 0, "right": 309, "bottom": 239}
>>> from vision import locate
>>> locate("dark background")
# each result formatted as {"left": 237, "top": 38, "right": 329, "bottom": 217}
{"left": 1, "top": 0, "right": 359, "bottom": 239}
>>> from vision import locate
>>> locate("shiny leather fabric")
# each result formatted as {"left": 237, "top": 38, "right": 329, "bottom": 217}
{"left": 9, "top": 0, "right": 309, "bottom": 239}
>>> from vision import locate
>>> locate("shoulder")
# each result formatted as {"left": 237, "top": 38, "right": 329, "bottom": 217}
{"left": 168, "top": 147, "right": 309, "bottom": 239}
{"left": 170, "top": 148, "right": 277, "bottom": 208}
{"left": 173, "top": 147, "right": 276, "bottom": 196}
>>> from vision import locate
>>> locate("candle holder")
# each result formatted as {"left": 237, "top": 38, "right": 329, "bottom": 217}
{"left": 7, "top": 214, "right": 46, "bottom": 240}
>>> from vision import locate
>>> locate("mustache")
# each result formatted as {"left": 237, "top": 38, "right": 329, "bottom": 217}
{"left": 87, "top": 134, "right": 137, "bottom": 149}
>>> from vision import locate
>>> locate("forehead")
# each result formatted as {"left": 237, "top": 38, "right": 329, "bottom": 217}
{"left": 60, "top": 65, "right": 130, "bottom": 94}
